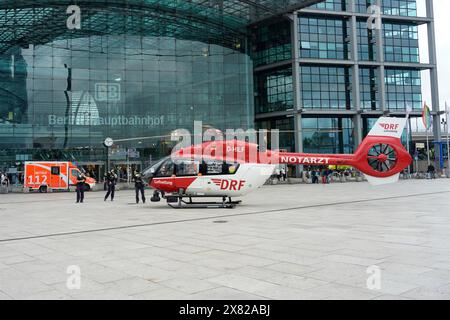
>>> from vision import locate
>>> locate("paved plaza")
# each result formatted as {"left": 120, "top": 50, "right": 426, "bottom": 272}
{"left": 0, "top": 179, "right": 450, "bottom": 300}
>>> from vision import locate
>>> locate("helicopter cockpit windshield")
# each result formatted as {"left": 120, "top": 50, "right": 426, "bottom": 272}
{"left": 143, "top": 157, "right": 240, "bottom": 179}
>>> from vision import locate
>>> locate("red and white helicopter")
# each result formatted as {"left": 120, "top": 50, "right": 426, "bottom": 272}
{"left": 144, "top": 117, "right": 412, "bottom": 208}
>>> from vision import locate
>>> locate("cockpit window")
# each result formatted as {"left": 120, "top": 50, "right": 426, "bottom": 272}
{"left": 176, "top": 160, "right": 200, "bottom": 176}
{"left": 143, "top": 157, "right": 170, "bottom": 178}
{"left": 156, "top": 159, "right": 175, "bottom": 177}
{"left": 144, "top": 157, "right": 240, "bottom": 178}
{"left": 203, "top": 160, "right": 240, "bottom": 176}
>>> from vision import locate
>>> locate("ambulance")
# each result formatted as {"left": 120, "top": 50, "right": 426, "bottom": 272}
{"left": 24, "top": 162, "right": 96, "bottom": 193}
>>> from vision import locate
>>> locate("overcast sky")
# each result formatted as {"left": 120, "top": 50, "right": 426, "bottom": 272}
{"left": 426, "top": 0, "right": 449, "bottom": 109}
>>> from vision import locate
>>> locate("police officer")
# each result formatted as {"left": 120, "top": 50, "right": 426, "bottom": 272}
{"left": 133, "top": 170, "right": 146, "bottom": 204}
{"left": 76, "top": 173, "right": 86, "bottom": 203}
{"left": 104, "top": 169, "right": 117, "bottom": 202}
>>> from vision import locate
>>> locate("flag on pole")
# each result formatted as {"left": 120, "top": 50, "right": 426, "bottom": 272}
{"left": 422, "top": 102, "right": 432, "bottom": 131}
{"left": 446, "top": 102, "right": 450, "bottom": 134}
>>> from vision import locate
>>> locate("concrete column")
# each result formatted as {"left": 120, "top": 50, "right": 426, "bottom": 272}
{"left": 349, "top": 0, "right": 363, "bottom": 147}
{"left": 376, "top": 0, "right": 387, "bottom": 112}
{"left": 291, "top": 11, "right": 302, "bottom": 115}
{"left": 291, "top": 11, "right": 304, "bottom": 177}
{"left": 426, "top": 0, "right": 442, "bottom": 170}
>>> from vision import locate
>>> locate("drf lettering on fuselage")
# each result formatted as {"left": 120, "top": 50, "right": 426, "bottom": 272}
{"left": 379, "top": 123, "right": 400, "bottom": 131}
{"left": 280, "top": 156, "right": 330, "bottom": 165}
{"left": 213, "top": 179, "right": 246, "bottom": 191}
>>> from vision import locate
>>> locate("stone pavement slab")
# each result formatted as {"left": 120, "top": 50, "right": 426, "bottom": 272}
{"left": 1, "top": 179, "right": 450, "bottom": 299}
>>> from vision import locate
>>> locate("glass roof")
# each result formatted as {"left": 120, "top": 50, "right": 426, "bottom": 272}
{"left": 0, "top": 0, "right": 324, "bottom": 53}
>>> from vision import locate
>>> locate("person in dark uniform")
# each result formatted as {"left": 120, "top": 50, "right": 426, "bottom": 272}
{"left": 104, "top": 169, "right": 118, "bottom": 202}
{"left": 133, "top": 170, "right": 146, "bottom": 204}
{"left": 76, "top": 173, "right": 86, "bottom": 203}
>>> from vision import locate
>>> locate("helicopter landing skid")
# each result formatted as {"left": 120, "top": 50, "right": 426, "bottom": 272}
{"left": 168, "top": 196, "right": 241, "bottom": 209}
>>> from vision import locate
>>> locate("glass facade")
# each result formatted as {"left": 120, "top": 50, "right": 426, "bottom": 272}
{"left": 383, "top": 23, "right": 419, "bottom": 63}
{"left": 355, "top": 0, "right": 417, "bottom": 16}
{"left": 385, "top": 69, "right": 422, "bottom": 110}
{"left": 355, "top": 0, "right": 377, "bottom": 13}
{"left": 299, "top": 16, "right": 350, "bottom": 60}
{"left": 0, "top": 1, "right": 273, "bottom": 172}
{"left": 357, "top": 20, "right": 377, "bottom": 61}
{"left": 300, "top": 65, "right": 352, "bottom": 110}
{"left": 255, "top": 67, "right": 293, "bottom": 114}
{"left": 0, "top": 37, "right": 253, "bottom": 167}
{"left": 359, "top": 67, "right": 379, "bottom": 111}
{"left": 256, "top": 117, "right": 295, "bottom": 152}
{"left": 311, "top": 0, "right": 347, "bottom": 11}
{"left": 302, "top": 117, "right": 354, "bottom": 154}
{"left": 0, "top": 0, "right": 433, "bottom": 175}
{"left": 253, "top": 0, "right": 429, "bottom": 163}
{"left": 381, "top": 0, "right": 418, "bottom": 16}
{"left": 251, "top": 19, "right": 291, "bottom": 67}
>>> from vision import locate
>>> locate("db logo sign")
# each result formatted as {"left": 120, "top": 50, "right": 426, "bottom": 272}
{"left": 379, "top": 123, "right": 399, "bottom": 131}
{"left": 95, "top": 83, "right": 121, "bottom": 102}
{"left": 212, "top": 179, "right": 246, "bottom": 191}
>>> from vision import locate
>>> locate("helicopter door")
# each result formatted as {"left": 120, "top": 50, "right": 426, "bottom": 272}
{"left": 174, "top": 160, "right": 204, "bottom": 195}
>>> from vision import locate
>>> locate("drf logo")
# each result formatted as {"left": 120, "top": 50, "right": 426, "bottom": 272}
{"left": 212, "top": 179, "right": 245, "bottom": 191}
{"left": 379, "top": 123, "right": 400, "bottom": 131}
{"left": 66, "top": 265, "right": 81, "bottom": 290}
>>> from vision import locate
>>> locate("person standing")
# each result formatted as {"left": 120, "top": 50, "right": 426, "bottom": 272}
{"left": 312, "top": 170, "right": 319, "bottom": 184}
{"left": 76, "top": 173, "right": 86, "bottom": 203}
{"left": 275, "top": 168, "right": 281, "bottom": 182}
{"left": 104, "top": 169, "right": 118, "bottom": 202}
{"left": 280, "top": 168, "right": 286, "bottom": 182}
{"left": 427, "top": 164, "right": 436, "bottom": 179}
{"left": 133, "top": 170, "right": 146, "bottom": 204}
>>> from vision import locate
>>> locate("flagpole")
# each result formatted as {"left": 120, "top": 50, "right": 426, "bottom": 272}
{"left": 406, "top": 104, "right": 412, "bottom": 175}
{"left": 446, "top": 102, "right": 450, "bottom": 177}
{"left": 426, "top": 126, "right": 431, "bottom": 167}
{"left": 423, "top": 102, "right": 431, "bottom": 168}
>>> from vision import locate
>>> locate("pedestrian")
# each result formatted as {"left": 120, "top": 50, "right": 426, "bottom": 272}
{"left": 104, "top": 169, "right": 118, "bottom": 202}
{"left": 321, "top": 168, "right": 327, "bottom": 184}
{"left": 275, "top": 168, "right": 281, "bottom": 181}
{"left": 133, "top": 170, "right": 146, "bottom": 204}
{"left": 312, "top": 170, "right": 319, "bottom": 184}
{"left": 427, "top": 164, "right": 436, "bottom": 179}
{"left": 1, "top": 172, "right": 9, "bottom": 189}
{"left": 280, "top": 168, "right": 286, "bottom": 182}
{"left": 327, "top": 168, "right": 333, "bottom": 184}
{"left": 0, "top": 172, "right": 6, "bottom": 193}
{"left": 76, "top": 173, "right": 86, "bottom": 203}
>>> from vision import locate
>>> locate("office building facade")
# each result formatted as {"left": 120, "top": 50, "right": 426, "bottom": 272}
{"left": 253, "top": 0, "right": 442, "bottom": 169}
{"left": 0, "top": 0, "right": 441, "bottom": 179}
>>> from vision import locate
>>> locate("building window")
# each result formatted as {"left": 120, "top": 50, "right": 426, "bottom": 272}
{"left": 355, "top": 0, "right": 417, "bottom": 16}
{"left": 382, "top": 0, "right": 417, "bottom": 17}
{"left": 302, "top": 117, "right": 354, "bottom": 154}
{"left": 311, "top": 0, "right": 347, "bottom": 11}
{"left": 385, "top": 69, "right": 422, "bottom": 110}
{"left": 256, "top": 118, "right": 295, "bottom": 152}
{"left": 299, "top": 16, "right": 350, "bottom": 60}
{"left": 359, "top": 67, "right": 379, "bottom": 110}
{"left": 300, "top": 65, "right": 352, "bottom": 110}
{"left": 355, "top": 0, "right": 377, "bottom": 14}
{"left": 255, "top": 67, "right": 293, "bottom": 114}
{"left": 383, "top": 23, "right": 419, "bottom": 63}
{"left": 251, "top": 20, "right": 291, "bottom": 67}
{"left": 357, "top": 20, "right": 377, "bottom": 61}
